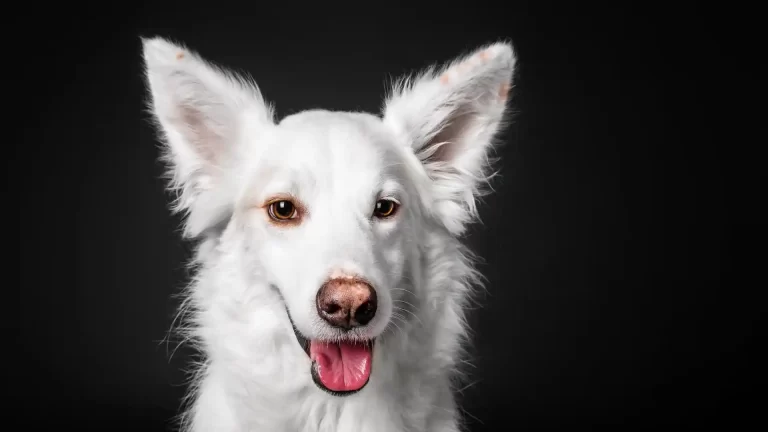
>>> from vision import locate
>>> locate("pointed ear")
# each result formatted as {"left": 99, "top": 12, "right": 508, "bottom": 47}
{"left": 383, "top": 42, "right": 516, "bottom": 235}
{"left": 142, "top": 37, "right": 275, "bottom": 237}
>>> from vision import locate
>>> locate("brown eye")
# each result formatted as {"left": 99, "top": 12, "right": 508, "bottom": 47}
{"left": 268, "top": 200, "right": 297, "bottom": 221}
{"left": 373, "top": 199, "right": 399, "bottom": 218}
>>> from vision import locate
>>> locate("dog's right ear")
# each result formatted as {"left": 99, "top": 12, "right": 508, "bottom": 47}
{"left": 142, "top": 37, "right": 275, "bottom": 237}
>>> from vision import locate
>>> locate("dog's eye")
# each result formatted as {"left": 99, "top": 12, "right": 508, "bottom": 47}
{"left": 268, "top": 200, "right": 297, "bottom": 221}
{"left": 373, "top": 199, "right": 399, "bottom": 219}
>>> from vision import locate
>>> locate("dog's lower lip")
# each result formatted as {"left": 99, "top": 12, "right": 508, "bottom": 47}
{"left": 291, "top": 322, "right": 310, "bottom": 355}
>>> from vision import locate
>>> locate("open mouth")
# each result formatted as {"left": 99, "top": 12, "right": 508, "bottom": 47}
{"left": 287, "top": 312, "right": 374, "bottom": 396}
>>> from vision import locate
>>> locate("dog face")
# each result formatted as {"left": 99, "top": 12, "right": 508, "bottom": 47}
{"left": 143, "top": 38, "right": 516, "bottom": 395}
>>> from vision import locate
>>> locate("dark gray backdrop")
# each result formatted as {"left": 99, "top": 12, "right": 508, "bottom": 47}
{"left": 10, "top": 2, "right": 757, "bottom": 431}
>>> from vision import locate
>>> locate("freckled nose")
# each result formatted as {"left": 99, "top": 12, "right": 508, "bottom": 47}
{"left": 316, "top": 278, "right": 378, "bottom": 329}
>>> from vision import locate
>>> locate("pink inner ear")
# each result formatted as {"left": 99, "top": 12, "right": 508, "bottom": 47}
{"left": 176, "top": 103, "right": 227, "bottom": 165}
{"left": 422, "top": 110, "right": 474, "bottom": 164}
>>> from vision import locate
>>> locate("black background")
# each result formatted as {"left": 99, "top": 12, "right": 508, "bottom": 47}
{"left": 10, "top": 2, "right": 759, "bottom": 431}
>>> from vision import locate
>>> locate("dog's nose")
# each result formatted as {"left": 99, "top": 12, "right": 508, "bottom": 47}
{"left": 316, "top": 278, "right": 377, "bottom": 329}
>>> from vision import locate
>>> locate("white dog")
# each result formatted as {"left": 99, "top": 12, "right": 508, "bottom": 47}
{"left": 142, "top": 36, "right": 516, "bottom": 432}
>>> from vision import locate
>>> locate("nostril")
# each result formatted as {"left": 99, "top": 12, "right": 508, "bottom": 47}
{"left": 354, "top": 298, "right": 377, "bottom": 326}
{"left": 360, "top": 301, "right": 373, "bottom": 314}
{"left": 322, "top": 302, "right": 340, "bottom": 315}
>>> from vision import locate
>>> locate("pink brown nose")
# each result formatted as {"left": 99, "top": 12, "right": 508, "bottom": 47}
{"left": 316, "top": 278, "right": 378, "bottom": 329}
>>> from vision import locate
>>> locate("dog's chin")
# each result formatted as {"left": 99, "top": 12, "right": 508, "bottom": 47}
{"left": 287, "top": 313, "right": 375, "bottom": 397}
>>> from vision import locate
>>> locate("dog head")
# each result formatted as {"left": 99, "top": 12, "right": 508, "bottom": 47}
{"left": 143, "top": 38, "right": 516, "bottom": 395}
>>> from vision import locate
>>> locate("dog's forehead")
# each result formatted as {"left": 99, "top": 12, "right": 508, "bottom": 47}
{"left": 269, "top": 110, "right": 399, "bottom": 177}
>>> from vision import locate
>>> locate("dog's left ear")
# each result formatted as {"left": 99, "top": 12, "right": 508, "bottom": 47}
{"left": 383, "top": 42, "right": 516, "bottom": 235}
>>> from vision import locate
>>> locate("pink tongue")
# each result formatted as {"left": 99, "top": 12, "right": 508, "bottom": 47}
{"left": 309, "top": 341, "right": 372, "bottom": 392}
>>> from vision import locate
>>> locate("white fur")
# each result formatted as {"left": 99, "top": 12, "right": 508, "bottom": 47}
{"left": 142, "top": 37, "right": 516, "bottom": 432}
